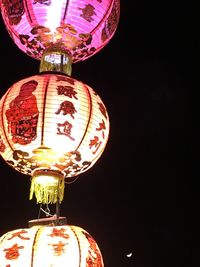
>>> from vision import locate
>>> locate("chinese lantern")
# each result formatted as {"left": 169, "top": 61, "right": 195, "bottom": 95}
{"left": 0, "top": 224, "right": 104, "bottom": 266}
{"left": 0, "top": 0, "right": 120, "bottom": 63}
{"left": 0, "top": 72, "right": 109, "bottom": 204}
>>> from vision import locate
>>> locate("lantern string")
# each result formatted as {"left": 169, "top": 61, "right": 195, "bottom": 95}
{"left": 65, "top": 175, "right": 80, "bottom": 184}
{"left": 38, "top": 204, "right": 54, "bottom": 218}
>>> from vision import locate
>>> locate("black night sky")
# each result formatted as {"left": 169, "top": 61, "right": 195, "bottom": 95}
{"left": 0, "top": 1, "right": 193, "bottom": 267}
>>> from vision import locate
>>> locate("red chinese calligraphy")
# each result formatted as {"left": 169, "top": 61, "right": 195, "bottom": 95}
{"left": 89, "top": 136, "right": 102, "bottom": 154}
{"left": 96, "top": 119, "right": 106, "bottom": 139}
{"left": 49, "top": 241, "right": 66, "bottom": 256}
{"left": 98, "top": 102, "right": 107, "bottom": 119}
{"left": 4, "top": 243, "right": 24, "bottom": 260}
{"left": 57, "top": 121, "right": 75, "bottom": 140}
{"left": 55, "top": 100, "right": 76, "bottom": 118}
{"left": 8, "top": 230, "right": 30, "bottom": 241}
{"left": 79, "top": 4, "right": 96, "bottom": 22}
{"left": 56, "top": 76, "right": 75, "bottom": 85}
{"left": 56, "top": 85, "right": 78, "bottom": 99}
{"left": 48, "top": 228, "right": 69, "bottom": 239}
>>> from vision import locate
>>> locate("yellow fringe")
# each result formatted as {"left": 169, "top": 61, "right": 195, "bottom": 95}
{"left": 29, "top": 177, "right": 65, "bottom": 204}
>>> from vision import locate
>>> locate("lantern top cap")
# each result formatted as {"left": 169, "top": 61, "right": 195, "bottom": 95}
{"left": 28, "top": 216, "right": 67, "bottom": 228}
{"left": 39, "top": 45, "right": 72, "bottom": 76}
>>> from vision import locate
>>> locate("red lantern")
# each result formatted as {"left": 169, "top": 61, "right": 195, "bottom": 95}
{"left": 0, "top": 73, "right": 109, "bottom": 204}
{"left": 0, "top": 223, "right": 104, "bottom": 266}
{"left": 0, "top": 0, "right": 120, "bottom": 63}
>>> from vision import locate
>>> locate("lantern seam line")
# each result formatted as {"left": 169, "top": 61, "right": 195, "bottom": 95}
{"left": 41, "top": 75, "right": 50, "bottom": 146}
{"left": 0, "top": 231, "right": 10, "bottom": 246}
{"left": 75, "top": 83, "right": 92, "bottom": 151}
{"left": 31, "top": 226, "right": 42, "bottom": 266}
{"left": 63, "top": 0, "right": 70, "bottom": 21}
{"left": 70, "top": 226, "right": 82, "bottom": 266}
{"left": 24, "top": 0, "right": 33, "bottom": 23}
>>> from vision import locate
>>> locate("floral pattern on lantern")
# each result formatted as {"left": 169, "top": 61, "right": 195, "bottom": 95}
{"left": 0, "top": 0, "right": 120, "bottom": 62}
{"left": 0, "top": 73, "right": 109, "bottom": 178}
{"left": 0, "top": 225, "right": 104, "bottom": 266}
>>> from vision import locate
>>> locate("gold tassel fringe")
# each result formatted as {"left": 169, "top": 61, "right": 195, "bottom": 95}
{"left": 29, "top": 173, "right": 65, "bottom": 204}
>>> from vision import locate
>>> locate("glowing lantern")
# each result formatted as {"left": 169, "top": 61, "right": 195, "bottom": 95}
{"left": 0, "top": 224, "right": 104, "bottom": 266}
{"left": 0, "top": 0, "right": 120, "bottom": 63}
{"left": 0, "top": 73, "right": 109, "bottom": 204}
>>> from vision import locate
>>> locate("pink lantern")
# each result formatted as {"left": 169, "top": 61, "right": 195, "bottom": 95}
{"left": 0, "top": 223, "right": 104, "bottom": 266}
{"left": 0, "top": 73, "right": 109, "bottom": 203}
{"left": 0, "top": 0, "right": 120, "bottom": 63}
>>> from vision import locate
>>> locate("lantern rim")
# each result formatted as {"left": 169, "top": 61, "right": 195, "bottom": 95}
{"left": 28, "top": 216, "right": 67, "bottom": 227}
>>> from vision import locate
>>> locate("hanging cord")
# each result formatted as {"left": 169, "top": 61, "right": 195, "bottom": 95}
{"left": 38, "top": 204, "right": 54, "bottom": 219}
{"left": 55, "top": 180, "right": 61, "bottom": 225}
{"left": 65, "top": 175, "right": 80, "bottom": 184}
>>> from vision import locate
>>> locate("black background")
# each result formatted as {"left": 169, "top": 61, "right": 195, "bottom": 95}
{"left": 0, "top": 1, "right": 193, "bottom": 267}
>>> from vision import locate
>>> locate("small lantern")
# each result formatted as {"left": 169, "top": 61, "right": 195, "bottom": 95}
{"left": 0, "top": 223, "right": 104, "bottom": 266}
{"left": 0, "top": 0, "right": 120, "bottom": 63}
{"left": 0, "top": 73, "right": 109, "bottom": 204}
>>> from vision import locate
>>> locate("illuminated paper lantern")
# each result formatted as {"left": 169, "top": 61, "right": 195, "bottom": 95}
{"left": 0, "top": 73, "right": 109, "bottom": 203}
{"left": 0, "top": 224, "right": 104, "bottom": 266}
{"left": 0, "top": 0, "right": 120, "bottom": 63}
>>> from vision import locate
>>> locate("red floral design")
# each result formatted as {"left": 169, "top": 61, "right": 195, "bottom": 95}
{"left": 0, "top": 136, "right": 6, "bottom": 152}
{"left": 2, "top": 0, "right": 24, "bottom": 25}
{"left": 101, "top": 0, "right": 119, "bottom": 42}
{"left": 83, "top": 231, "right": 103, "bottom": 267}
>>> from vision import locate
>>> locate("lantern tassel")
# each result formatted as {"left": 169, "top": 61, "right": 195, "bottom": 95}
{"left": 29, "top": 170, "right": 65, "bottom": 204}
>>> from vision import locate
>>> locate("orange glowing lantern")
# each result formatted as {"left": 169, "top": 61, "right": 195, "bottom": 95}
{"left": 0, "top": 0, "right": 120, "bottom": 63}
{"left": 0, "top": 72, "right": 109, "bottom": 204}
{"left": 0, "top": 223, "right": 104, "bottom": 266}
